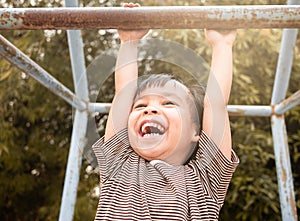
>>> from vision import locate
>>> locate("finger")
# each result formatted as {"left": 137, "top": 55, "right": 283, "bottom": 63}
{"left": 122, "top": 3, "right": 134, "bottom": 8}
{"left": 128, "top": 2, "right": 135, "bottom": 7}
{"left": 126, "top": 2, "right": 139, "bottom": 8}
{"left": 123, "top": 2, "right": 141, "bottom": 8}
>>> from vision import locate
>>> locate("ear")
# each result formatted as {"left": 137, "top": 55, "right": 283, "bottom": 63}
{"left": 192, "top": 133, "right": 200, "bottom": 143}
{"left": 191, "top": 123, "right": 200, "bottom": 142}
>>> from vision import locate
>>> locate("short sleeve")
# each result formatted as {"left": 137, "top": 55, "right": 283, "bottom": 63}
{"left": 92, "top": 128, "right": 131, "bottom": 182}
{"left": 191, "top": 131, "right": 239, "bottom": 205}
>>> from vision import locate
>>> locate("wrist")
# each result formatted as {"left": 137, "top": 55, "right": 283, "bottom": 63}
{"left": 116, "top": 41, "right": 139, "bottom": 69}
{"left": 211, "top": 42, "right": 233, "bottom": 51}
{"left": 120, "top": 39, "right": 140, "bottom": 45}
{"left": 120, "top": 40, "right": 139, "bottom": 53}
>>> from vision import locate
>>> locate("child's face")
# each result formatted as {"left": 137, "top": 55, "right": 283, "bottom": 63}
{"left": 128, "top": 80, "right": 200, "bottom": 165}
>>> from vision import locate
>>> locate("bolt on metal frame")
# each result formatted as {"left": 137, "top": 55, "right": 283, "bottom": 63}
{"left": 0, "top": 1, "right": 299, "bottom": 221}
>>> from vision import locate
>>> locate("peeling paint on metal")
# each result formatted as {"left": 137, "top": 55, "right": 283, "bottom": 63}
{"left": 227, "top": 105, "right": 272, "bottom": 117}
{"left": 0, "top": 6, "right": 300, "bottom": 30}
{"left": 275, "top": 90, "right": 300, "bottom": 114}
{"left": 280, "top": 156, "right": 287, "bottom": 184}
{"left": 0, "top": 8, "right": 24, "bottom": 29}
{"left": 271, "top": 115, "right": 298, "bottom": 220}
{"left": 290, "top": 191, "right": 297, "bottom": 218}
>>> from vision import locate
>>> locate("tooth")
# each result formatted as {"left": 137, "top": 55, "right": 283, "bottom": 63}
{"left": 141, "top": 122, "right": 165, "bottom": 135}
{"left": 141, "top": 123, "right": 149, "bottom": 133}
{"left": 157, "top": 125, "right": 164, "bottom": 133}
{"left": 144, "top": 133, "right": 160, "bottom": 137}
{"left": 142, "top": 124, "right": 145, "bottom": 133}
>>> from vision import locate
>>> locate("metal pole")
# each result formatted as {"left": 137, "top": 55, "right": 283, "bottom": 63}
{"left": 270, "top": 0, "right": 299, "bottom": 219}
{"left": 271, "top": 30, "right": 299, "bottom": 105}
{"left": 58, "top": 0, "right": 89, "bottom": 220}
{"left": 0, "top": 6, "right": 300, "bottom": 30}
{"left": 89, "top": 103, "right": 274, "bottom": 117}
{"left": 271, "top": 116, "right": 297, "bottom": 220}
{"left": 226, "top": 105, "right": 272, "bottom": 117}
{"left": 59, "top": 110, "right": 87, "bottom": 220}
{"left": 88, "top": 103, "right": 111, "bottom": 114}
{"left": 275, "top": 90, "right": 300, "bottom": 115}
{"left": 0, "top": 34, "right": 86, "bottom": 111}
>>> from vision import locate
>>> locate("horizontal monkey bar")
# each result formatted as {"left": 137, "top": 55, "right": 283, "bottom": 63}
{"left": 0, "top": 6, "right": 300, "bottom": 30}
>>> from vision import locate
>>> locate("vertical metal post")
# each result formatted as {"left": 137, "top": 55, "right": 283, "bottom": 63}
{"left": 58, "top": 0, "right": 89, "bottom": 220}
{"left": 271, "top": 116, "right": 297, "bottom": 220}
{"left": 270, "top": 1, "right": 299, "bottom": 220}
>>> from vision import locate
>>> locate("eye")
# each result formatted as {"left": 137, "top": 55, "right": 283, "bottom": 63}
{"left": 163, "top": 101, "right": 176, "bottom": 106}
{"left": 133, "top": 103, "right": 147, "bottom": 109}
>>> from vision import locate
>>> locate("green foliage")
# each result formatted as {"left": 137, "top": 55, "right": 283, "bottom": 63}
{"left": 0, "top": 0, "right": 299, "bottom": 220}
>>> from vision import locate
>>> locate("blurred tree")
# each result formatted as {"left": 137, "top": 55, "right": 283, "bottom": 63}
{"left": 0, "top": 0, "right": 299, "bottom": 220}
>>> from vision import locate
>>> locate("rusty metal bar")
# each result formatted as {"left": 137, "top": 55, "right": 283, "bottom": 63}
{"left": 270, "top": 0, "right": 298, "bottom": 217}
{"left": 271, "top": 115, "right": 298, "bottom": 220}
{"left": 0, "top": 34, "right": 86, "bottom": 111}
{"left": 0, "top": 6, "right": 300, "bottom": 30}
{"left": 275, "top": 90, "right": 300, "bottom": 114}
{"left": 227, "top": 105, "right": 272, "bottom": 117}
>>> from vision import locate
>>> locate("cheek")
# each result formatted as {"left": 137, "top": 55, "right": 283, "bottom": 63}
{"left": 169, "top": 109, "right": 183, "bottom": 123}
{"left": 127, "top": 113, "right": 139, "bottom": 147}
{"left": 128, "top": 111, "right": 138, "bottom": 127}
{"left": 167, "top": 109, "right": 184, "bottom": 133}
{"left": 168, "top": 109, "right": 193, "bottom": 138}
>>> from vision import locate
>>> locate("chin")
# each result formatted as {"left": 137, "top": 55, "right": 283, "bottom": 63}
{"left": 132, "top": 144, "right": 168, "bottom": 161}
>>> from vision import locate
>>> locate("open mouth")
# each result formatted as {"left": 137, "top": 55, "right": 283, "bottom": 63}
{"left": 140, "top": 122, "right": 165, "bottom": 137}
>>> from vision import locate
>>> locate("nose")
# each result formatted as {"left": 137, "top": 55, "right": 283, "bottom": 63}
{"left": 143, "top": 106, "right": 159, "bottom": 115}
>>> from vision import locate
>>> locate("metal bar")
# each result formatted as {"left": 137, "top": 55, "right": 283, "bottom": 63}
{"left": 271, "top": 115, "right": 298, "bottom": 220}
{"left": 88, "top": 102, "right": 111, "bottom": 114}
{"left": 67, "top": 31, "right": 89, "bottom": 99}
{"left": 275, "top": 90, "right": 300, "bottom": 114}
{"left": 59, "top": 110, "right": 87, "bottom": 219}
{"left": 271, "top": 29, "right": 298, "bottom": 104}
{"left": 0, "top": 34, "right": 86, "bottom": 111}
{"left": 227, "top": 105, "right": 272, "bottom": 117}
{"left": 270, "top": 0, "right": 299, "bottom": 219}
{"left": 59, "top": 0, "right": 88, "bottom": 220}
{"left": 89, "top": 103, "right": 273, "bottom": 117}
{"left": 0, "top": 6, "right": 300, "bottom": 30}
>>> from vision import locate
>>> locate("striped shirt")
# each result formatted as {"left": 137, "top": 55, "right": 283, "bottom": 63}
{"left": 92, "top": 128, "right": 238, "bottom": 220}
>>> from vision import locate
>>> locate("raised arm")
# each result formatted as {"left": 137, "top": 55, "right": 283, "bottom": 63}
{"left": 104, "top": 3, "right": 148, "bottom": 141}
{"left": 202, "top": 29, "right": 237, "bottom": 159}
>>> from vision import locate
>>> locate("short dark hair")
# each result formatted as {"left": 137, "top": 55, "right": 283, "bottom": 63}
{"left": 135, "top": 74, "right": 205, "bottom": 133}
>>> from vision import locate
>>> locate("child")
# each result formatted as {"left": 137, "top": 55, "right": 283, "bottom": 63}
{"left": 92, "top": 3, "right": 239, "bottom": 220}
